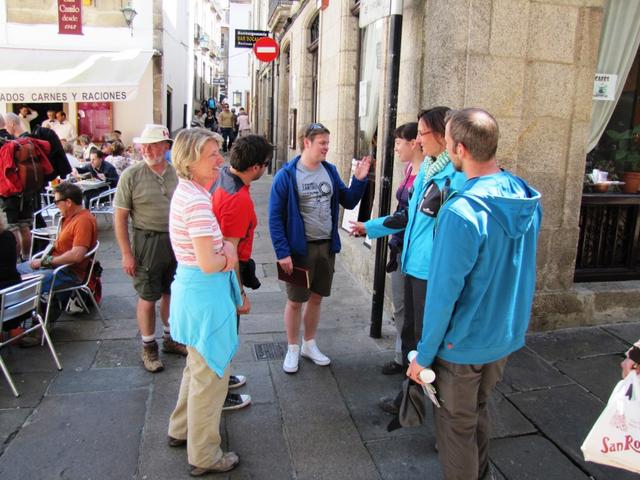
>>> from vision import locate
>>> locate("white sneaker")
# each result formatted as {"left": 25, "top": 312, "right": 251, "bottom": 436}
{"left": 283, "top": 344, "right": 300, "bottom": 373}
{"left": 300, "top": 339, "right": 331, "bottom": 366}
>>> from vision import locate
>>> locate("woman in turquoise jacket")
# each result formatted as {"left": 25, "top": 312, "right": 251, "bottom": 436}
{"left": 350, "top": 106, "right": 466, "bottom": 412}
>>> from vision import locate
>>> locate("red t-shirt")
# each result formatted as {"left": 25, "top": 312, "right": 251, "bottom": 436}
{"left": 212, "top": 166, "right": 257, "bottom": 262}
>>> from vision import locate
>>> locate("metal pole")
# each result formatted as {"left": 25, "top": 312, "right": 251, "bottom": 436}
{"left": 370, "top": 1, "right": 403, "bottom": 338}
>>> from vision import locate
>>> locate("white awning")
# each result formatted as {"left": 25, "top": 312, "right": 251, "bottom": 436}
{"left": 0, "top": 48, "right": 153, "bottom": 104}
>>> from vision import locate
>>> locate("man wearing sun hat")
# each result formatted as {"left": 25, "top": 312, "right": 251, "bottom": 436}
{"left": 114, "top": 124, "right": 186, "bottom": 373}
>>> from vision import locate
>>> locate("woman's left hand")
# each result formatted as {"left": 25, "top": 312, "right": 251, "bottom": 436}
{"left": 354, "top": 156, "right": 372, "bottom": 181}
{"left": 221, "top": 240, "right": 238, "bottom": 272}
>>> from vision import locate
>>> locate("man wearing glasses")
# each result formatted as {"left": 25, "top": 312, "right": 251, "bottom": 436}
{"left": 211, "top": 134, "right": 273, "bottom": 410}
{"left": 269, "top": 123, "right": 371, "bottom": 374}
{"left": 18, "top": 182, "right": 97, "bottom": 293}
{"left": 114, "top": 124, "right": 186, "bottom": 373}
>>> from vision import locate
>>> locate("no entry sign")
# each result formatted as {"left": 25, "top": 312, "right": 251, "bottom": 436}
{"left": 253, "top": 37, "right": 279, "bottom": 63}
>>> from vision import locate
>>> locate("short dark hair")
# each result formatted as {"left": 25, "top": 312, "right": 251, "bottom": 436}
{"left": 298, "top": 122, "right": 330, "bottom": 151}
{"left": 394, "top": 122, "right": 418, "bottom": 141}
{"left": 417, "top": 106, "right": 451, "bottom": 139}
{"left": 55, "top": 182, "right": 83, "bottom": 205}
{"left": 90, "top": 148, "right": 104, "bottom": 159}
{"left": 446, "top": 108, "right": 499, "bottom": 162}
{"left": 57, "top": 111, "right": 66, "bottom": 118}
{"left": 230, "top": 135, "right": 273, "bottom": 171}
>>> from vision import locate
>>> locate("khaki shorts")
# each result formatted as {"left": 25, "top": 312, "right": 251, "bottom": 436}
{"left": 286, "top": 240, "right": 335, "bottom": 303}
{"left": 132, "top": 229, "right": 177, "bottom": 302}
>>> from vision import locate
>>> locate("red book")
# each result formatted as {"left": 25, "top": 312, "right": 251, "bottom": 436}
{"left": 276, "top": 263, "right": 310, "bottom": 289}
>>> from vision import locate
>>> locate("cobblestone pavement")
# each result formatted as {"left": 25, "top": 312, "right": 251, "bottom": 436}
{"left": 0, "top": 174, "right": 638, "bottom": 479}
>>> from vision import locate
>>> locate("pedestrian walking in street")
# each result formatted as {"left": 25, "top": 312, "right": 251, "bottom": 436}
{"left": 350, "top": 107, "right": 466, "bottom": 413}
{"left": 211, "top": 134, "right": 272, "bottom": 410}
{"left": 218, "top": 103, "right": 235, "bottom": 152}
{"left": 166, "top": 128, "right": 241, "bottom": 476}
{"left": 269, "top": 122, "right": 371, "bottom": 374}
{"left": 350, "top": 122, "right": 424, "bottom": 375}
{"left": 236, "top": 107, "right": 251, "bottom": 137}
{"left": 407, "top": 108, "right": 542, "bottom": 480}
{"left": 113, "top": 124, "right": 187, "bottom": 373}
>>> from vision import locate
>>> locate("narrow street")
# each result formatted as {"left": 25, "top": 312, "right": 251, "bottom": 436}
{"left": 0, "top": 173, "right": 636, "bottom": 480}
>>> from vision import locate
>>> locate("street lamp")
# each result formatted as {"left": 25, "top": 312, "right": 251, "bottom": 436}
{"left": 121, "top": 3, "right": 137, "bottom": 37}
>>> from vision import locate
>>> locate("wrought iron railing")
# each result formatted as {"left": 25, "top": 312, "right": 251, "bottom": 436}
{"left": 575, "top": 193, "right": 640, "bottom": 282}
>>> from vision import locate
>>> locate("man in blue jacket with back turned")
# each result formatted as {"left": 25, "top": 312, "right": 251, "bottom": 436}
{"left": 269, "top": 123, "right": 370, "bottom": 374}
{"left": 408, "top": 108, "right": 542, "bottom": 480}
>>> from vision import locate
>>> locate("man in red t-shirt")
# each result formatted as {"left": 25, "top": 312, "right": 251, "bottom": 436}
{"left": 211, "top": 134, "right": 272, "bottom": 411}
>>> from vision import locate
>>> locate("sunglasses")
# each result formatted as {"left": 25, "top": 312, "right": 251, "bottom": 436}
{"left": 54, "top": 198, "right": 67, "bottom": 205}
{"left": 305, "top": 123, "right": 328, "bottom": 137}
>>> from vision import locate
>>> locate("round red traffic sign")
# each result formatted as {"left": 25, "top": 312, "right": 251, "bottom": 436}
{"left": 253, "top": 37, "right": 279, "bottom": 63}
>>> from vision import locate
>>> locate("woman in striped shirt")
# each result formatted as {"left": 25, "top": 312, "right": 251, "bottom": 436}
{"left": 166, "top": 128, "right": 242, "bottom": 476}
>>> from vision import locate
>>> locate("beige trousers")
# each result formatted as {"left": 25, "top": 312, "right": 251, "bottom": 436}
{"left": 168, "top": 346, "right": 230, "bottom": 468}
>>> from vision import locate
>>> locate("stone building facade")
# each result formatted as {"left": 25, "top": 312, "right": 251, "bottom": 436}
{"left": 253, "top": 0, "right": 640, "bottom": 329}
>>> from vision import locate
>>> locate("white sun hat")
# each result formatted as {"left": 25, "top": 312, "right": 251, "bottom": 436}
{"left": 132, "top": 124, "right": 173, "bottom": 144}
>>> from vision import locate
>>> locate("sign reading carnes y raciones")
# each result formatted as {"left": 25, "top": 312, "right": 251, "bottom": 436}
{"left": 235, "top": 29, "right": 269, "bottom": 48}
{"left": 0, "top": 88, "right": 136, "bottom": 104}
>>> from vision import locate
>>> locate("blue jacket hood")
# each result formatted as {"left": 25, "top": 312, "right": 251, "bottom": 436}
{"left": 456, "top": 172, "right": 541, "bottom": 239}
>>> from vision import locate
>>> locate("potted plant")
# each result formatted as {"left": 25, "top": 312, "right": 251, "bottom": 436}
{"left": 607, "top": 125, "right": 640, "bottom": 193}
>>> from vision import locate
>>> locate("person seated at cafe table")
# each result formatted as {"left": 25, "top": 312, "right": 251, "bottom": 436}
{"left": 73, "top": 148, "right": 119, "bottom": 207}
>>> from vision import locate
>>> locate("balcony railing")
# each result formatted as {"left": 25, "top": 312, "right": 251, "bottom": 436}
{"left": 269, "top": 0, "right": 294, "bottom": 24}
{"left": 575, "top": 193, "right": 640, "bottom": 282}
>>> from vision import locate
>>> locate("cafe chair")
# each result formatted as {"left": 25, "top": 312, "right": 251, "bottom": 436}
{"left": 29, "top": 203, "right": 61, "bottom": 260}
{"left": 88, "top": 188, "right": 116, "bottom": 225}
{"left": 0, "top": 276, "right": 62, "bottom": 397}
{"left": 37, "top": 241, "right": 105, "bottom": 332}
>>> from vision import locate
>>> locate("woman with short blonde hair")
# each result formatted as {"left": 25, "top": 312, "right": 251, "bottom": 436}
{"left": 166, "top": 127, "right": 242, "bottom": 476}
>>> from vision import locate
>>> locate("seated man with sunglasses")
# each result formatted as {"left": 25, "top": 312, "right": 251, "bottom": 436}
{"left": 17, "top": 182, "right": 97, "bottom": 293}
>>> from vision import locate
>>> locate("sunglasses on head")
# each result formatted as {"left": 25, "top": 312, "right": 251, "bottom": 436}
{"left": 305, "top": 123, "right": 327, "bottom": 137}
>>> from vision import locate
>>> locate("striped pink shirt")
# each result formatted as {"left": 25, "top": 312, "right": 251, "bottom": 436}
{"left": 170, "top": 179, "right": 223, "bottom": 265}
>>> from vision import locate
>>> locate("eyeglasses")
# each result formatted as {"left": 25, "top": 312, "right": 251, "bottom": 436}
{"left": 418, "top": 130, "right": 432, "bottom": 137}
{"left": 54, "top": 198, "right": 67, "bottom": 205}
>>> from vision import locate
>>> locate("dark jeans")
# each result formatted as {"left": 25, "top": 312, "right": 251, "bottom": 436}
{"left": 220, "top": 128, "right": 234, "bottom": 152}
{"left": 433, "top": 357, "right": 508, "bottom": 480}
{"left": 401, "top": 274, "right": 427, "bottom": 367}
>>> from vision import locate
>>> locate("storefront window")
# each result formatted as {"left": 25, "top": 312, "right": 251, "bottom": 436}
{"left": 588, "top": 46, "right": 640, "bottom": 189}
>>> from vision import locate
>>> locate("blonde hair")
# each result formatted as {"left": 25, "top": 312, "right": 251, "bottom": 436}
{"left": 172, "top": 128, "right": 223, "bottom": 180}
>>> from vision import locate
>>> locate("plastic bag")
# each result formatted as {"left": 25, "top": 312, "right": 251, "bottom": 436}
{"left": 581, "top": 372, "right": 640, "bottom": 474}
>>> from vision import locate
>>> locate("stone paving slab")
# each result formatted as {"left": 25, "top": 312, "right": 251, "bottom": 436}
{"left": 601, "top": 322, "right": 640, "bottom": 345}
{"left": 0, "top": 408, "right": 32, "bottom": 449}
{"left": 51, "top": 318, "right": 139, "bottom": 341}
{"left": 489, "top": 392, "right": 537, "bottom": 439}
{"left": 365, "top": 435, "right": 442, "bottom": 480}
{"left": 2, "top": 340, "right": 98, "bottom": 373}
{"left": 555, "top": 354, "right": 622, "bottom": 403}
{"left": 48, "top": 366, "right": 151, "bottom": 395}
{"left": 497, "top": 346, "right": 573, "bottom": 394}
{"left": 0, "top": 371, "right": 55, "bottom": 409}
{"left": 526, "top": 327, "right": 629, "bottom": 363}
{"left": 0, "top": 389, "right": 148, "bottom": 480}
{"left": 507, "top": 384, "right": 638, "bottom": 480}
{"left": 490, "top": 435, "right": 590, "bottom": 479}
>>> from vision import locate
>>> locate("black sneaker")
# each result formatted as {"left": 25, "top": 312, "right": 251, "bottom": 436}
{"left": 223, "top": 393, "right": 251, "bottom": 411}
{"left": 378, "top": 395, "right": 400, "bottom": 415}
{"left": 381, "top": 361, "right": 404, "bottom": 375}
{"left": 228, "top": 375, "right": 247, "bottom": 389}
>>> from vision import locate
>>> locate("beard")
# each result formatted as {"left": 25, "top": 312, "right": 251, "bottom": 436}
{"left": 144, "top": 156, "right": 164, "bottom": 167}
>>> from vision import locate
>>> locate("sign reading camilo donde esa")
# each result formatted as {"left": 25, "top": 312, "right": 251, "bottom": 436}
{"left": 235, "top": 29, "right": 269, "bottom": 48}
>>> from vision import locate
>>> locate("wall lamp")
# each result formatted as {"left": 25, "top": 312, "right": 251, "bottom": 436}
{"left": 121, "top": 3, "right": 138, "bottom": 37}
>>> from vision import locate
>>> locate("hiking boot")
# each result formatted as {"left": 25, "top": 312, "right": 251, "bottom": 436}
{"left": 189, "top": 452, "right": 239, "bottom": 476}
{"left": 378, "top": 395, "right": 400, "bottom": 415}
{"left": 162, "top": 336, "right": 188, "bottom": 356}
{"left": 300, "top": 339, "right": 331, "bottom": 366}
{"left": 228, "top": 375, "right": 246, "bottom": 389}
{"left": 141, "top": 342, "right": 164, "bottom": 373}
{"left": 223, "top": 393, "right": 251, "bottom": 411}
{"left": 381, "top": 360, "right": 404, "bottom": 375}
{"left": 283, "top": 344, "right": 300, "bottom": 373}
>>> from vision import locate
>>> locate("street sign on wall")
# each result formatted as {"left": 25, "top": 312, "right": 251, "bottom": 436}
{"left": 212, "top": 78, "right": 226, "bottom": 86}
{"left": 235, "top": 29, "right": 269, "bottom": 48}
{"left": 253, "top": 37, "right": 279, "bottom": 63}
